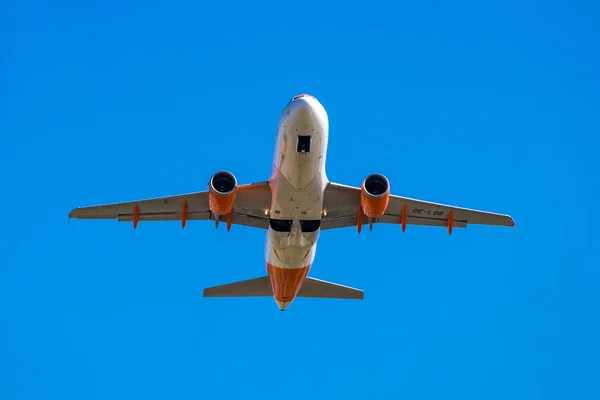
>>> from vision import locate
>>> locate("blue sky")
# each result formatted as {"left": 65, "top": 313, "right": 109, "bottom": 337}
{"left": 1, "top": 0, "right": 599, "bottom": 399}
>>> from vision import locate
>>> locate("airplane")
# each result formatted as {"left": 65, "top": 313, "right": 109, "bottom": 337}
{"left": 69, "top": 94, "right": 515, "bottom": 311}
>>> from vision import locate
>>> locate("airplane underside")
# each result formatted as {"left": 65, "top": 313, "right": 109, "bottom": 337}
{"left": 68, "top": 94, "right": 515, "bottom": 311}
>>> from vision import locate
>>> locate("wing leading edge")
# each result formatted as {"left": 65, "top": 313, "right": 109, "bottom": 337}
{"left": 320, "top": 182, "right": 514, "bottom": 231}
{"left": 69, "top": 182, "right": 272, "bottom": 230}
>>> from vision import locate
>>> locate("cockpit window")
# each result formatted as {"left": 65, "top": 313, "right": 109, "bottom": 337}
{"left": 300, "top": 220, "right": 321, "bottom": 233}
{"left": 269, "top": 219, "right": 292, "bottom": 232}
{"left": 292, "top": 94, "right": 315, "bottom": 101}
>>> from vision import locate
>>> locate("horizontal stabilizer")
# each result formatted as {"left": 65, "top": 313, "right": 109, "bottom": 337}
{"left": 298, "top": 277, "right": 364, "bottom": 300}
{"left": 203, "top": 276, "right": 272, "bottom": 297}
{"left": 203, "top": 276, "right": 364, "bottom": 300}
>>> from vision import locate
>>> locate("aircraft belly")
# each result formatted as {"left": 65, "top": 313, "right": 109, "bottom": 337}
{"left": 265, "top": 95, "right": 329, "bottom": 310}
{"left": 266, "top": 239, "right": 316, "bottom": 269}
{"left": 277, "top": 111, "right": 326, "bottom": 190}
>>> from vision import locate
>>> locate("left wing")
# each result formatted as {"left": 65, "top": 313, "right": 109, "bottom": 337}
{"left": 69, "top": 182, "right": 272, "bottom": 230}
{"left": 320, "top": 182, "right": 514, "bottom": 231}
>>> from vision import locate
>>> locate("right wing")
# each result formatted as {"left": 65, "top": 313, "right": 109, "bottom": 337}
{"left": 69, "top": 182, "right": 272, "bottom": 230}
{"left": 320, "top": 182, "right": 514, "bottom": 231}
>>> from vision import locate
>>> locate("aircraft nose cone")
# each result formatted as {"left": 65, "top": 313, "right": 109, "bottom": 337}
{"left": 289, "top": 97, "right": 317, "bottom": 120}
{"left": 276, "top": 300, "right": 291, "bottom": 311}
{"left": 280, "top": 93, "right": 328, "bottom": 132}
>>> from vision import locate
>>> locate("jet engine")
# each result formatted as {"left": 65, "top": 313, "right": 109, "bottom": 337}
{"left": 208, "top": 170, "right": 238, "bottom": 216}
{"left": 360, "top": 173, "right": 390, "bottom": 219}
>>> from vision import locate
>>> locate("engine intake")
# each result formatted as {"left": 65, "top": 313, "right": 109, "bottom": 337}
{"left": 360, "top": 173, "right": 390, "bottom": 219}
{"left": 208, "top": 171, "right": 238, "bottom": 216}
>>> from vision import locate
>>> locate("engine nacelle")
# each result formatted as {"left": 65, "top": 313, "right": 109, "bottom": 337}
{"left": 360, "top": 173, "right": 390, "bottom": 219}
{"left": 208, "top": 171, "right": 238, "bottom": 216}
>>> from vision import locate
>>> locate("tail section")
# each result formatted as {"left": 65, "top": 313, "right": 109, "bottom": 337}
{"left": 203, "top": 276, "right": 364, "bottom": 300}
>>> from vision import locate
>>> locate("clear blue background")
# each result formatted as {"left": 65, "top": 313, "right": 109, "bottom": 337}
{"left": 2, "top": 1, "right": 599, "bottom": 399}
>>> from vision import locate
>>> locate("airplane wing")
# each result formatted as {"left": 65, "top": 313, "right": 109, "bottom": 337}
{"left": 320, "top": 182, "right": 514, "bottom": 232}
{"left": 69, "top": 182, "right": 272, "bottom": 230}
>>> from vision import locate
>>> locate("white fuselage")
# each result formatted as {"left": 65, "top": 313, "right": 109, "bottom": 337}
{"left": 264, "top": 95, "right": 329, "bottom": 310}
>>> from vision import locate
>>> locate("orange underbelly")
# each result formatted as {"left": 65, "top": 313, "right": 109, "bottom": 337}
{"left": 267, "top": 263, "right": 311, "bottom": 303}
